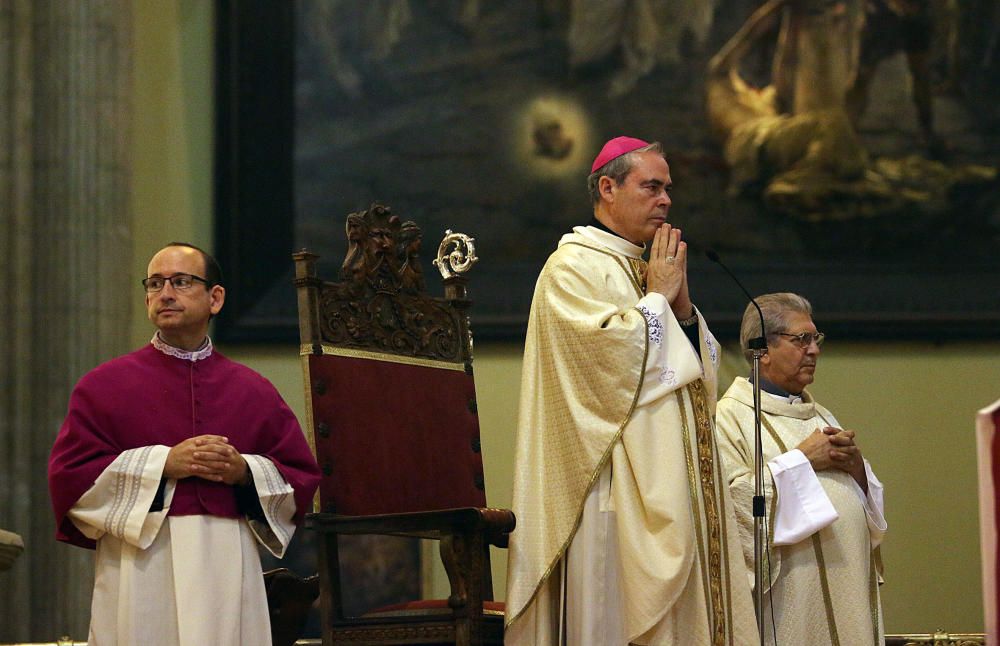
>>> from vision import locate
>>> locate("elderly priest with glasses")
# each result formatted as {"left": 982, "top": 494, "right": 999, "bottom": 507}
{"left": 48, "top": 242, "right": 321, "bottom": 646}
{"left": 714, "top": 292, "right": 888, "bottom": 646}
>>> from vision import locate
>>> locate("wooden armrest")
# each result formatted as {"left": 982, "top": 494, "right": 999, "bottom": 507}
{"left": 306, "top": 507, "right": 515, "bottom": 543}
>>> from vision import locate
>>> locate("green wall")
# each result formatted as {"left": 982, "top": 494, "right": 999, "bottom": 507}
{"left": 132, "top": 0, "right": 998, "bottom": 634}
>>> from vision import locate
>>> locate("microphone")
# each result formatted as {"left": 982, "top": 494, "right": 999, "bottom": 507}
{"left": 705, "top": 250, "right": 766, "bottom": 350}
{"left": 706, "top": 249, "right": 771, "bottom": 642}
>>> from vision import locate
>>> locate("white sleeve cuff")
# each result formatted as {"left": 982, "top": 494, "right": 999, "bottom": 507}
{"left": 769, "top": 449, "right": 839, "bottom": 546}
{"left": 855, "top": 459, "right": 888, "bottom": 547}
{"left": 637, "top": 292, "right": 668, "bottom": 315}
{"left": 68, "top": 445, "right": 175, "bottom": 549}
{"left": 244, "top": 454, "right": 298, "bottom": 558}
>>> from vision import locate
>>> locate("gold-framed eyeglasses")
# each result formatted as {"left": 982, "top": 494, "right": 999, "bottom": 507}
{"left": 776, "top": 331, "right": 825, "bottom": 348}
{"left": 142, "top": 273, "right": 210, "bottom": 293}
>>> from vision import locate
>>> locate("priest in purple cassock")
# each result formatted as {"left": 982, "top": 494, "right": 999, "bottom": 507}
{"left": 48, "top": 243, "right": 321, "bottom": 646}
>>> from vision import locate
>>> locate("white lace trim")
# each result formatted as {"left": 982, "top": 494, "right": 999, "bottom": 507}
{"left": 151, "top": 333, "right": 214, "bottom": 362}
{"left": 706, "top": 334, "right": 718, "bottom": 366}
{"left": 637, "top": 303, "right": 663, "bottom": 347}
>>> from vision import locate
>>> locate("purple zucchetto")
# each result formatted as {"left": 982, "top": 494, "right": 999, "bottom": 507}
{"left": 590, "top": 136, "right": 651, "bottom": 173}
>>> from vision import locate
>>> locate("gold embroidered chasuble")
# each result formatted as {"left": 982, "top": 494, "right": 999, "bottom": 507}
{"left": 715, "top": 377, "right": 886, "bottom": 646}
{"left": 505, "top": 228, "right": 756, "bottom": 645}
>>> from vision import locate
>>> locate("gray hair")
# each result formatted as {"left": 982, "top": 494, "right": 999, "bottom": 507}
{"left": 587, "top": 142, "right": 664, "bottom": 205}
{"left": 739, "top": 292, "right": 813, "bottom": 363}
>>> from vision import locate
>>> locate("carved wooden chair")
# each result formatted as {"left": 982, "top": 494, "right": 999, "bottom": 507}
{"left": 292, "top": 204, "right": 514, "bottom": 646}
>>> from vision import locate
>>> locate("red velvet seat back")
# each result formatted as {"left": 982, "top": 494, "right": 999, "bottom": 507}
{"left": 308, "top": 353, "right": 487, "bottom": 515}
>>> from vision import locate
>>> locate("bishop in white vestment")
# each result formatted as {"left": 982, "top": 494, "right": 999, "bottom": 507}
{"left": 505, "top": 137, "right": 757, "bottom": 645}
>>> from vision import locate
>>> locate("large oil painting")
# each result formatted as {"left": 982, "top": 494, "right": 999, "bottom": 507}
{"left": 216, "top": 0, "right": 1000, "bottom": 343}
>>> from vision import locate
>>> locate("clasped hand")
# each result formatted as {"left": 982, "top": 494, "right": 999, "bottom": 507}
{"left": 646, "top": 224, "right": 693, "bottom": 319}
{"left": 164, "top": 434, "right": 249, "bottom": 485}
{"left": 797, "top": 427, "right": 868, "bottom": 492}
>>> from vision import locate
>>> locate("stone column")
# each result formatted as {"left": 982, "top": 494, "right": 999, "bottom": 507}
{"left": 0, "top": 530, "right": 24, "bottom": 572}
{"left": 0, "top": 0, "right": 132, "bottom": 640}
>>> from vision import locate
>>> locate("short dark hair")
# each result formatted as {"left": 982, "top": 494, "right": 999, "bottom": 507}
{"left": 163, "top": 242, "right": 223, "bottom": 286}
{"left": 587, "top": 141, "right": 664, "bottom": 205}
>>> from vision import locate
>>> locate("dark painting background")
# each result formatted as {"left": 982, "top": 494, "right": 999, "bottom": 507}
{"left": 216, "top": 0, "right": 1000, "bottom": 343}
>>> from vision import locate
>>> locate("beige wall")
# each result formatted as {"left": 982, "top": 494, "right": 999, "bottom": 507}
{"left": 134, "top": 0, "right": 998, "bottom": 634}
{"left": 132, "top": 0, "right": 215, "bottom": 347}
{"left": 774, "top": 343, "right": 999, "bottom": 632}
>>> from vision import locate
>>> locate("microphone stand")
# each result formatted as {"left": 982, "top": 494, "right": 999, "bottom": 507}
{"left": 706, "top": 251, "right": 768, "bottom": 646}
{"left": 748, "top": 333, "right": 768, "bottom": 646}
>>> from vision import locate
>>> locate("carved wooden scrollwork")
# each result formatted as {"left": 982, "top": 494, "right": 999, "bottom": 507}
{"left": 315, "top": 203, "right": 471, "bottom": 363}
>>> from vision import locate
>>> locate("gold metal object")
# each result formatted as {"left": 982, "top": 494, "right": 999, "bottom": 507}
{"left": 433, "top": 230, "right": 478, "bottom": 280}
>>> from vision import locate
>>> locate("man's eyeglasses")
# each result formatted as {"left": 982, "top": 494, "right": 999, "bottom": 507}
{"left": 775, "top": 331, "right": 825, "bottom": 348}
{"left": 142, "top": 273, "right": 210, "bottom": 293}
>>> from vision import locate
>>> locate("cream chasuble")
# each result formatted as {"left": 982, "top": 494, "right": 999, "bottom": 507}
{"left": 715, "top": 376, "right": 887, "bottom": 646}
{"left": 505, "top": 227, "right": 757, "bottom": 645}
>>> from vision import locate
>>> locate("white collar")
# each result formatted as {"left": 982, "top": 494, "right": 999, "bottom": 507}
{"left": 151, "top": 332, "right": 214, "bottom": 362}
{"left": 763, "top": 389, "right": 804, "bottom": 406}
{"left": 569, "top": 225, "right": 646, "bottom": 259}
